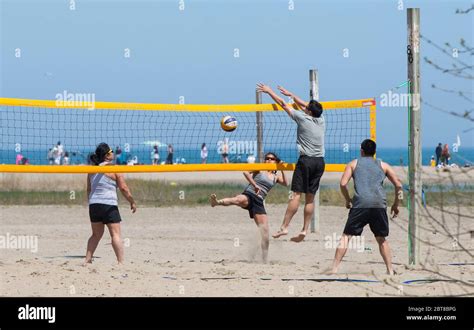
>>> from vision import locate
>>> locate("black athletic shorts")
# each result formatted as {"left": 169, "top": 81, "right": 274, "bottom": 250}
{"left": 343, "top": 208, "right": 389, "bottom": 237}
{"left": 242, "top": 192, "right": 266, "bottom": 219}
{"left": 291, "top": 155, "right": 325, "bottom": 194}
{"left": 89, "top": 203, "right": 122, "bottom": 224}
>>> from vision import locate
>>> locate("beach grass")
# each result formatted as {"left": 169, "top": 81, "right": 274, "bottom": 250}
{"left": 0, "top": 179, "right": 472, "bottom": 207}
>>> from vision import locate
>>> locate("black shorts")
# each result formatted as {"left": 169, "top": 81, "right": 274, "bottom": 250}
{"left": 343, "top": 208, "right": 389, "bottom": 237}
{"left": 291, "top": 156, "right": 325, "bottom": 194}
{"left": 242, "top": 192, "right": 266, "bottom": 219}
{"left": 89, "top": 204, "right": 122, "bottom": 224}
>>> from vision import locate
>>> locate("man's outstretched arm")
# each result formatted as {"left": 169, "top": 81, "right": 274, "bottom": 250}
{"left": 383, "top": 163, "right": 403, "bottom": 218}
{"left": 256, "top": 83, "right": 293, "bottom": 117}
{"left": 277, "top": 86, "right": 308, "bottom": 110}
{"left": 340, "top": 160, "right": 355, "bottom": 209}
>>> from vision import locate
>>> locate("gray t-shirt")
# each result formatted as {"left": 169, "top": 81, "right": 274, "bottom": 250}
{"left": 291, "top": 110, "right": 325, "bottom": 157}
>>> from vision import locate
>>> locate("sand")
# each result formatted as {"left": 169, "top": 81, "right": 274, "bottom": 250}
{"left": 0, "top": 204, "right": 472, "bottom": 297}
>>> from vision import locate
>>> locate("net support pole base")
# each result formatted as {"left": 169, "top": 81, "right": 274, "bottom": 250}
{"left": 311, "top": 189, "right": 320, "bottom": 233}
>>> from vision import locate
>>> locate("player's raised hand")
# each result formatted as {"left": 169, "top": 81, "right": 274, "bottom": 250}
{"left": 277, "top": 86, "right": 292, "bottom": 97}
{"left": 256, "top": 83, "right": 272, "bottom": 94}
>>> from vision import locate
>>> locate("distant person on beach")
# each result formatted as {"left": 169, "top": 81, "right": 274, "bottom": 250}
{"left": 257, "top": 83, "right": 325, "bottom": 243}
{"left": 166, "top": 144, "right": 174, "bottom": 164}
{"left": 85, "top": 143, "right": 137, "bottom": 265}
{"left": 16, "top": 153, "right": 28, "bottom": 165}
{"left": 57, "top": 141, "right": 64, "bottom": 164}
{"left": 435, "top": 143, "right": 442, "bottom": 166}
{"left": 328, "top": 139, "right": 402, "bottom": 275}
{"left": 127, "top": 155, "right": 138, "bottom": 165}
{"left": 115, "top": 146, "right": 123, "bottom": 165}
{"left": 47, "top": 148, "right": 54, "bottom": 165}
{"left": 201, "top": 143, "right": 208, "bottom": 164}
{"left": 221, "top": 139, "right": 230, "bottom": 163}
{"left": 63, "top": 152, "right": 70, "bottom": 165}
{"left": 209, "top": 152, "right": 288, "bottom": 263}
{"left": 16, "top": 153, "right": 23, "bottom": 165}
{"left": 151, "top": 145, "right": 160, "bottom": 165}
{"left": 52, "top": 145, "right": 59, "bottom": 164}
{"left": 441, "top": 144, "right": 450, "bottom": 166}
{"left": 430, "top": 156, "right": 436, "bottom": 167}
{"left": 52, "top": 141, "right": 63, "bottom": 165}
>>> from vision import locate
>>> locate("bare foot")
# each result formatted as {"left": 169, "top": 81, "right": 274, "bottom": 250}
{"left": 82, "top": 259, "right": 92, "bottom": 267}
{"left": 290, "top": 231, "right": 306, "bottom": 242}
{"left": 272, "top": 228, "right": 288, "bottom": 239}
{"left": 321, "top": 267, "right": 337, "bottom": 275}
{"left": 387, "top": 269, "right": 397, "bottom": 276}
{"left": 210, "top": 194, "right": 218, "bottom": 207}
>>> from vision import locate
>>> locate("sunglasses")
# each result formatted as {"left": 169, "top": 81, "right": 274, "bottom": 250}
{"left": 265, "top": 156, "right": 276, "bottom": 161}
{"left": 106, "top": 150, "right": 114, "bottom": 155}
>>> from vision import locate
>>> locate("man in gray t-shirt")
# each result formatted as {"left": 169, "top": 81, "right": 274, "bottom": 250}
{"left": 256, "top": 83, "right": 325, "bottom": 242}
{"left": 291, "top": 107, "right": 325, "bottom": 157}
{"left": 328, "top": 139, "right": 402, "bottom": 275}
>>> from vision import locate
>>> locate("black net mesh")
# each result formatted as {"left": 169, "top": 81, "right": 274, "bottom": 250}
{"left": 0, "top": 104, "right": 372, "bottom": 167}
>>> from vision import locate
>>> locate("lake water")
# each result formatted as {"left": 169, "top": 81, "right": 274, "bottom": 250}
{"left": 3, "top": 147, "right": 473, "bottom": 166}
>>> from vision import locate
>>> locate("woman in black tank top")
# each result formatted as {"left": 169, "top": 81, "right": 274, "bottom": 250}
{"left": 209, "top": 152, "right": 288, "bottom": 263}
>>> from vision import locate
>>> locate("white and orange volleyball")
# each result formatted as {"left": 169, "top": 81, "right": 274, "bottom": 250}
{"left": 220, "top": 115, "right": 238, "bottom": 132}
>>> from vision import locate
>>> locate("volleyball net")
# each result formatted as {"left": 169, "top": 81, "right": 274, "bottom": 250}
{"left": 0, "top": 97, "right": 376, "bottom": 173}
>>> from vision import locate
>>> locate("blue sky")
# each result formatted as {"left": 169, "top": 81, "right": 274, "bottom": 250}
{"left": 1, "top": 0, "right": 472, "bottom": 148}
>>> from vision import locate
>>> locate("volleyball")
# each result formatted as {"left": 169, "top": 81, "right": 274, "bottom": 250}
{"left": 220, "top": 115, "right": 238, "bottom": 132}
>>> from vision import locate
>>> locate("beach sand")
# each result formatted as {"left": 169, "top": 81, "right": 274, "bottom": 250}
{"left": 0, "top": 204, "right": 472, "bottom": 297}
